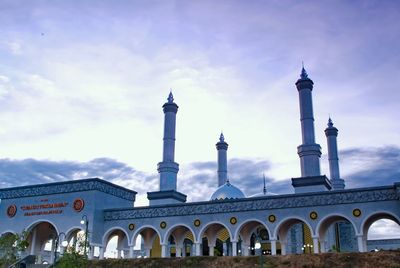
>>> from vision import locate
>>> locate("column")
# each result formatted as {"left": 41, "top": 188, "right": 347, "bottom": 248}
{"left": 129, "top": 246, "right": 134, "bottom": 258}
{"left": 320, "top": 241, "right": 326, "bottom": 253}
{"left": 270, "top": 239, "right": 277, "bottom": 256}
{"left": 30, "top": 228, "right": 37, "bottom": 255}
{"left": 209, "top": 246, "right": 214, "bottom": 256}
{"left": 242, "top": 243, "right": 250, "bottom": 256}
{"left": 312, "top": 237, "right": 319, "bottom": 254}
{"left": 280, "top": 241, "right": 287, "bottom": 255}
{"left": 145, "top": 247, "right": 151, "bottom": 258}
{"left": 232, "top": 241, "right": 237, "bottom": 256}
{"left": 356, "top": 235, "right": 365, "bottom": 252}
{"left": 117, "top": 249, "right": 121, "bottom": 258}
{"left": 176, "top": 247, "right": 182, "bottom": 257}
{"left": 194, "top": 242, "right": 201, "bottom": 256}
{"left": 161, "top": 244, "right": 167, "bottom": 258}
{"left": 88, "top": 246, "right": 94, "bottom": 260}
{"left": 99, "top": 247, "right": 105, "bottom": 260}
{"left": 223, "top": 242, "right": 227, "bottom": 256}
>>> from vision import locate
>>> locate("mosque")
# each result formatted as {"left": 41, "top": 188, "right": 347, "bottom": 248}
{"left": 0, "top": 67, "right": 399, "bottom": 264}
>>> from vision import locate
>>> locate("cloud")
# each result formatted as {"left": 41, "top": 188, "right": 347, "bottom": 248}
{"left": 340, "top": 146, "right": 400, "bottom": 188}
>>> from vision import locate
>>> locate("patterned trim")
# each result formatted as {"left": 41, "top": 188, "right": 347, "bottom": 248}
{"left": 0, "top": 178, "right": 136, "bottom": 201}
{"left": 104, "top": 186, "right": 397, "bottom": 220}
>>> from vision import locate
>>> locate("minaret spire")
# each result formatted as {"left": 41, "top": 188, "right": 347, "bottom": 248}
{"left": 263, "top": 174, "right": 267, "bottom": 195}
{"left": 325, "top": 117, "right": 345, "bottom": 190}
{"left": 216, "top": 132, "right": 229, "bottom": 187}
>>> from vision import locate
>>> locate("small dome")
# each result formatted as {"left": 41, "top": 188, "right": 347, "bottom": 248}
{"left": 210, "top": 181, "right": 245, "bottom": 201}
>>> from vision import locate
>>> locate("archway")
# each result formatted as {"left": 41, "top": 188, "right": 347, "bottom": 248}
{"left": 163, "top": 224, "right": 195, "bottom": 257}
{"left": 362, "top": 212, "right": 400, "bottom": 252}
{"left": 103, "top": 228, "right": 129, "bottom": 259}
{"left": 198, "top": 222, "right": 233, "bottom": 256}
{"left": 26, "top": 221, "right": 58, "bottom": 264}
{"left": 132, "top": 226, "right": 161, "bottom": 258}
{"left": 235, "top": 220, "right": 273, "bottom": 256}
{"left": 317, "top": 214, "right": 357, "bottom": 253}
{"left": 274, "top": 217, "right": 314, "bottom": 255}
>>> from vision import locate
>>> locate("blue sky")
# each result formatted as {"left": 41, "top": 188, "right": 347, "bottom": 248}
{"left": 0, "top": 0, "right": 400, "bottom": 237}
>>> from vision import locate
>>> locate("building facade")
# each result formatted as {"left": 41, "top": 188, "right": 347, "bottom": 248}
{"left": 0, "top": 68, "right": 399, "bottom": 263}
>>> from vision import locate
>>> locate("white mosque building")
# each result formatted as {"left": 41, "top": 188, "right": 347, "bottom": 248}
{"left": 0, "top": 67, "right": 399, "bottom": 264}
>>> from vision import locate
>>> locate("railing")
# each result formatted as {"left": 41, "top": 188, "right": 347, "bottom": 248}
{"left": 7, "top": 255, "right": 36, "bottom": 268}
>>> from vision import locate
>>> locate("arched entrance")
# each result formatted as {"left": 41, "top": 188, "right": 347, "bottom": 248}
{"left": 361, "top": 212, "right": 400, "bottom": 252}
{"left": 235, "top": 220, "right": 273, "bottom": 256}
{"left": 26, "top": 221, "right": 58, "bottom": 264}
{"left": 317, "top": 214, "right": 357, "bottom": 253}
{"left": 275, "top": 218, "right": 314, "bottom": 255}
{"left": 163, "top": 225, "right": 195, "bottom": 257}
{"left": 103, "top": 228, "right": 129, "bottom": 259}
{"left": 199, "top": 222, "right": 233, "bottom": 256}
{"left": 132, "top": 226, "right": 161, "bottom": 258}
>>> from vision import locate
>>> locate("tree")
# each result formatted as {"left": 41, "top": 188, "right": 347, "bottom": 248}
{"left": 0, "top": 231, "right": 29, "bottom": 267}
{"left": 56, "top": 238, "right": 88, "bottom": 268}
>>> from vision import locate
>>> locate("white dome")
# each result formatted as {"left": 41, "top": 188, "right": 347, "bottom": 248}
{"left": 210, "top": 181, "right": 245, "bottom": 200}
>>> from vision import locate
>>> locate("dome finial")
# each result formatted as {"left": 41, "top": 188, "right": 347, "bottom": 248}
{"left": 263, "top": 174, "right": 267, "bottom": 195}
{"left": 168, "top": 90, "right": 174, "bottom": 103}
{"left": 219, "top": 132, "right": 225, "bottom": 142}
{"left": 300, "top": 62, "right": 308, "bottom": 79}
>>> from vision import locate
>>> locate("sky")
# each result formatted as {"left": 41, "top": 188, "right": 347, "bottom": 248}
{"left": 0, "top": 0, "right": 400, "bottom": 239}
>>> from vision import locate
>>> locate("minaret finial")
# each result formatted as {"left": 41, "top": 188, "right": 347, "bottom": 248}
{"left": 328, "top": 116, "right": 333, "bottom": 128}
{"left": 300, "top": 62, "right": 308, "bottom": 79}
{"left": 168, "top": 90, "right": 174, "bottom": 103}
{"left": 219, "top": 132, "right": 225, "bottom": 142}
{"left": 263, "top": 174, "right": 267, "bottom": 195}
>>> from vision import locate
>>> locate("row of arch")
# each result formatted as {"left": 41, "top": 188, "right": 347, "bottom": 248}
{"left": 2, "top": 211, "right": 399, "bottom": 261}
{"left": 103, "top": 211, "right": 400, "bottom": 246}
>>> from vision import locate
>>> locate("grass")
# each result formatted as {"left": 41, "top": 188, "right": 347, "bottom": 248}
{"left": 88, "top": 250, "right": 400, "bottom": 268}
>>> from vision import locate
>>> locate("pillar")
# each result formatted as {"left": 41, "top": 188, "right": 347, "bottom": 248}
{"left": 161, "top": 244, "right": 167, "bottom": 258}
{"left": 242, "top": 243, "right": 250, "bottom": 256}
{"left": 99, "top": 247, "right": 104, "bottom": 260}
{"left": 145, "top": 247, "right": 151, "bottom": 258}
{"left": 129, "top": 246, "right": 134, "bottom": 258}
{"left": 296, "top": 67, "right": 322, "bottom": 177}
{"left": 232, "top": 241, "right": 237, "bottom": 256}
{"left": 216, "top": 133, "right": 228, "bottom": 186}
{"left": 176, "top": 246, "right": 182, "bottom": 257}
{"left": 280, "top": 241, "right": 287, "bottom": 255}
{"left": 194, "top": 242, "right": 201, "bottom": 256}
{"left": 30, "top": 228, "right": 37, "bottom": 255}
{"left": 312, "top": 237, "right": 319, "bottom": 254}
{"left": 117, "top": 248, "right": 121, "bottom": 258}
{"left": 270, "top": 239, "right": 277, "bottom": 256}
{"left": 320, "top": 241, "right": 326, "bottom": 253}
{"left": 356, "top": 235, "right": 365, "bottom": 252}
{"left": 223, "top": 242, "right": 227, "bottom": 256}
{"left": 88, "top": 246, "right": 94, "bottom": 260}
{"left": 325, "top": 118, "right": 345, "bottom": 189}
{"left": 209, "top": 246, "right": 214, "bottom": 256}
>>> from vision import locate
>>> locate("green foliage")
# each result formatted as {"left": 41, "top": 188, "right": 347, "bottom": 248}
{"left": 0, "top": 231, "right": 29, "bottom": 267}
{"left": 56, "top": 238, "right": 88, "bottom": 268}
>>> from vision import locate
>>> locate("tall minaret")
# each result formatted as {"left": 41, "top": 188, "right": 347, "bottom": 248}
{"left": 216, "top": 133, "right": 228, "bottom": 187}
{"left": 325, "top": 118, "right": 345, "bottom": 190}
{"left": 292, "top": 66, "right": 331, "bottom": 193}
{"left": 159, "top": 92, "right": 179, "bottom": 191}
{"left": 296, "top": 66, "right": 322, "bottom": 177}
{"left": 147, "top": 92, "right": 186, "bottom": 205}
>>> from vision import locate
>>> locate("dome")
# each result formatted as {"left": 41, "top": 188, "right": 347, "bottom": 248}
{"left": 210, "top": 181, "right": 246, "bottom": 201}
